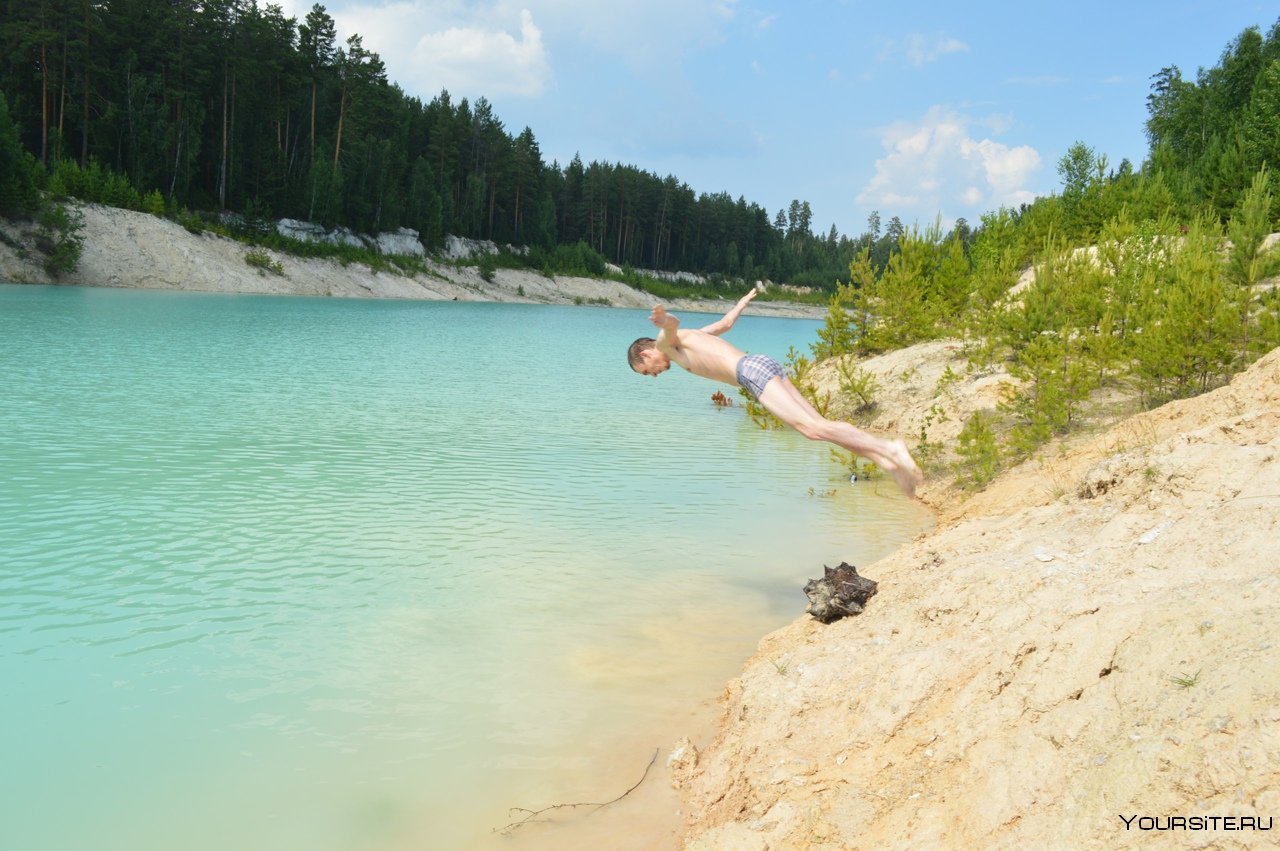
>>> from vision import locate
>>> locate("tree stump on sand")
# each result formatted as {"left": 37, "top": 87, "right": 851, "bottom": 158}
{"left": 804, "top": 562, "right": 878, "bottom": 623}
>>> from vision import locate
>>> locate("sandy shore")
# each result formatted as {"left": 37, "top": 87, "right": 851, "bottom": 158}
{"left": 675, "top": 341, "right": 1280, "bottom": 849}
{"left": 6, "top": 204, "right": 1278, "bottom": 849}
{"left": 0, "top": 203, "right": 824, "bottom": 320}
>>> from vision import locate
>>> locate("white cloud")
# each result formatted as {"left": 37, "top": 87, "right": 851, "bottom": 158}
{"left": 904, "top": 33, "right": 968, "bottom": 67}
{"left": 856, "top": 106, "right": 1043, "bottom": 219}
{"left": 715, "top": 0, "right": 740, "bottom": 20}
{"left": 878, "top": 32, "right": 969, "bottom": 68}
{"left": 315, "top": 3, "right": 551, "bottom": 99}
{"left": 410, "top": 9, "right": 550, "bottom": 97}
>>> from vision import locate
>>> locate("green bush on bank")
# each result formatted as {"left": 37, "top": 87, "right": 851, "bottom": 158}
{"left": 954, "top": 411, "right": 1001, "bottom": 490}
{"left": 244, "top": 247, "right": 284, "bottom": 276}
{"left": 47, "top": 157, "right": 144, "bottom": 211}
{"left": 35, "top": 202, "right": 84, "bottom": 275}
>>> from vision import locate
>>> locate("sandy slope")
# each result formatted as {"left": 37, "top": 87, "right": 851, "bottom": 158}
{"left": 675, "top": 346, "right": 1280, "bottom": 849}
{"left": 0, "top": 203, "right": 822, "bottom": 319}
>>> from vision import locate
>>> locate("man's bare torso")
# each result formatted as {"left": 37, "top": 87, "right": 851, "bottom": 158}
{"left": 660, "top": 329, "right": 748, "bottom": 386}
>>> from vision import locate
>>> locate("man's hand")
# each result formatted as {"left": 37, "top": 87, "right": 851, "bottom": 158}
{"left": 697, "top": 288, "right": 756, "bottom": 336}
{"left": 650, "top": 304, "right": 678, "bottom": 331}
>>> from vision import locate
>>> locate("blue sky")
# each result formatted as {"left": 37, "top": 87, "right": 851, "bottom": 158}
{"left": 277, "top": 0, "right": 1276, "bottom": 236}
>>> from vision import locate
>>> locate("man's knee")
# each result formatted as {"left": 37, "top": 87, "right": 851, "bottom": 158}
{"left": 792, "top": 418, "right": 827, "bottom": 441}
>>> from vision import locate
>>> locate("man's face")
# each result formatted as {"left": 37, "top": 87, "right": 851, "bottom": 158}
{"left": 633, "top": 349, "right": 670, "bottom": 377}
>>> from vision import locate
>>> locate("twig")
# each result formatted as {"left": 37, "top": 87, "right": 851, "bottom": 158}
{"left": 494, "top": 747, "right": 660, "bottom": 836}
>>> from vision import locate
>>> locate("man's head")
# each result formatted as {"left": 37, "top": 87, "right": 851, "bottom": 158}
{"left": 627, "top": 337, "right": 670, "bottom": 376}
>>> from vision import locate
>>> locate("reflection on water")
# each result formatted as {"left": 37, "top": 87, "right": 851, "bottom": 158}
{"left": 0, "top": 285, "right": 930, "bottom": 849}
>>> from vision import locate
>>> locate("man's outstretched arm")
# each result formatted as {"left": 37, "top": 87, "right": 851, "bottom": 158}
{"left": 699, "top": 289, "right": 757, "bottom": 336}
{"left": 650, "top": 304, "right": 681, "bottom": 351}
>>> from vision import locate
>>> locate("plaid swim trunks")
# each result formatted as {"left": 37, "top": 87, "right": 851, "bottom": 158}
{"left": 735, "top": 354, "right": 786, "bottom": 400}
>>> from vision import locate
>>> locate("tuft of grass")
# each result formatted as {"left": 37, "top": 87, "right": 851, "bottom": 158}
{"left": 1170, "top": 669, "right": 1201, "bottom": 689}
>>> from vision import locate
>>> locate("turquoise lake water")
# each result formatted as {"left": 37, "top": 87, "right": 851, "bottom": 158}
{"left": 0, "top": 283, "right": 930, "bottom": 850}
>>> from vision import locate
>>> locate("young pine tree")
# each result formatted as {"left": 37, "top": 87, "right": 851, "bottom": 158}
{"left": 1225, "top": 166, "right": 1278, "bottom": 359}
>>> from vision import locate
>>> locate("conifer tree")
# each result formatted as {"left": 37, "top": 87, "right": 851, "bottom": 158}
{"left": 0, "top": 94, "right": 38, "bottom": 216}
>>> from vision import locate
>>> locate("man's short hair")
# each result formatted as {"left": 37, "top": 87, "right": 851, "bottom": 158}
{"left": 627, "top": 337, "right": 655, "bottom": 370}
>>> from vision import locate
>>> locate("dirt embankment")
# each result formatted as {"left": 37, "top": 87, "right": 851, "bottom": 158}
{"left": 675, "top": 342, "right": 1280, "bottom": 849}
{"left": 0, "top": 203, "right": 823, "bottom": 319}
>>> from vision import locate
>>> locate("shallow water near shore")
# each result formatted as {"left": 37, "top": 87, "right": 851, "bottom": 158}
{"left": 0, "top": 283, "right": 930, "bottom": 850}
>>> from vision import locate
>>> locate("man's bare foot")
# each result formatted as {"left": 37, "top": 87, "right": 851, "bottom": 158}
{"left": 886, "top": 440, "right": 924, "bottom": 497}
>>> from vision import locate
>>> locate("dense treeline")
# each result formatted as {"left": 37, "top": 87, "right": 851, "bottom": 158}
{"left": 2, "top": 6, "right": 1276, "bottom": 295}
{"left": 0, "top": 0, "right": 884, "bottom": 286}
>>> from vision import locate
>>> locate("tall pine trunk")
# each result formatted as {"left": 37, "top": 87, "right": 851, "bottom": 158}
{"left": 513, "top": 184, "right": 521, "bottom": 239}
{"left": 81, "top": 69, "right": 89, "bottom": 165}
{"left": 218, "top": 60, "right": 228, "bottom": 208}
{"left": 333, "top": 87, "right": 346, "bottom": 169}
{"left": 615, "top": 197, "right": 623, "bottom": 260}
{"left": 80, "top": 2, "right": 90, "bottom": 165}
{"left": 58, "top": 35, "right": 67, "bottom": 147}
{"left": 309, "top": 80, "right": 316, "bottom": 162}
{"left": 487, "top": 179, "right": 496, "bottom": 238}
{"left": 40, "top": 44, "right": 49, "bottom": 163}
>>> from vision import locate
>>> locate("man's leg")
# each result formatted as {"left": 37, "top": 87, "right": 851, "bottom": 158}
{"left": 756, "top": 377, "right": 923, "bottom": 496}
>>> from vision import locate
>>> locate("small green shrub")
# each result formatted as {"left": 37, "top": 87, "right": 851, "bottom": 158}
{"left": 176, "top": 209, "right": 206, "bottom": 234}
{"left": 35, "top": 200, "right": 85, "bottom": 273}
{"left": 36, "top": 202, "right": 85, "bottom": 275}
{"left": 143, "top": 190, "right": 166, "bottom": 216}
{"left": 954, "top": 410, "right": 1002, "bottom": 489}
{"left": 934, "top": 364, "right": 962, "bottom": 396}
{"left": 915, "top": 403, "right": 949, "bottom": 469}
{"left": 244, "top": 247, "right": 283, "bottom": 276}
{"left": 836, "top": 359, "right": 880, "bottom": 414}
{"left": 1000, "top": 329, "right": 1096, "bottom": 460}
